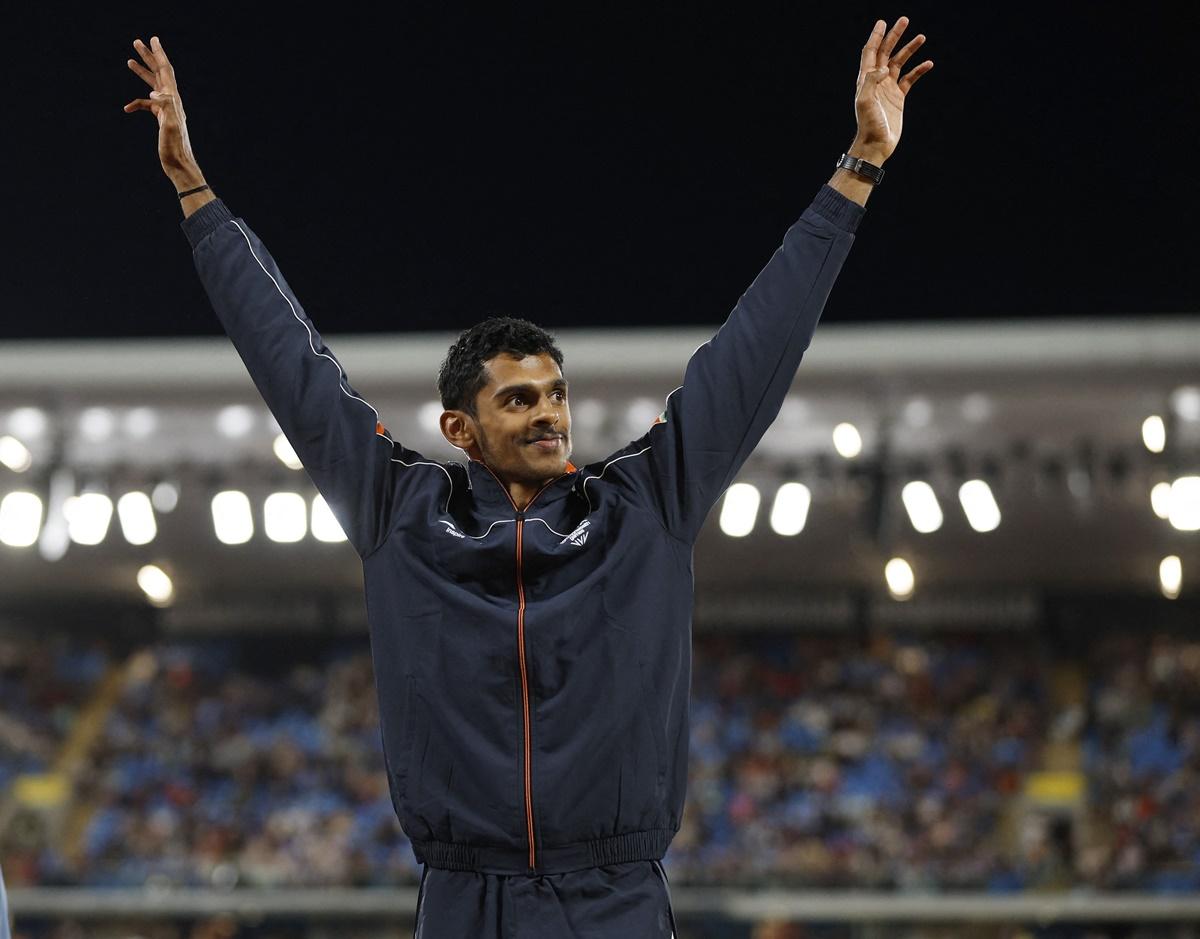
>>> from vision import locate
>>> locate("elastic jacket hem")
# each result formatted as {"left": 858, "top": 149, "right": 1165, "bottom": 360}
{"left": 412, "top": 828, "right": 676, "bottom": 876}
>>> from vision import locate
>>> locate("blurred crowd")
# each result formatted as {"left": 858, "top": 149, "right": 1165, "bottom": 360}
{"left": 1, "top": 627, "right": 1198, "bottom": 895}
{"left": 1078, "top": 631, "right": 1200, "bottom": 891}
{"left": 669, "top": 632, "right": 1046, "bottom": 889}
{"left": 0, "top": 634, "right": 108, "bottom": 794}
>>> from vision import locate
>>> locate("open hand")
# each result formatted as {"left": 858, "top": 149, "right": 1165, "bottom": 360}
{"left": 850, "top": 17, "right": 933, "bottom": 165}
{"left": 123, "top": 36, "right": 204, "bottom": 190}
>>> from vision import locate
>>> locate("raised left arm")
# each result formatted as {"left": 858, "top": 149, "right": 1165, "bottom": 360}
{"left": 605, "top": 17, "right": 932, "bottom": 544}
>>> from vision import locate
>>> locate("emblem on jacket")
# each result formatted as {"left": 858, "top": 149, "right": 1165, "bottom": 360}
{"left": 559, "top": 519, "right": 591, "bottom": 547}
{"left": 440, "top": 520, "right": 466, "bottom": 539}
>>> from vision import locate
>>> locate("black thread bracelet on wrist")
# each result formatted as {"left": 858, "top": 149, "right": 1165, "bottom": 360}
{"left": 177, "top": 184, "right": 211, "bottom": 200}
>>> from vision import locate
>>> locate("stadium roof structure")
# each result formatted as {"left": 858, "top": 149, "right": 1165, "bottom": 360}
{"left": 1, "top": 316, "right": 1198, "bottom": 630}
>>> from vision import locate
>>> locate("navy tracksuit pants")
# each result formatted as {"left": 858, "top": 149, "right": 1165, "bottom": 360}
{"left": 413, "top": 859, "right": 678, "bottom": 938}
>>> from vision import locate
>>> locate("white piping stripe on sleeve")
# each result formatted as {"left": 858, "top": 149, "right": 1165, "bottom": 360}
{"left": 579, "top": 384, "right": 682, "bottom": 512}
{"left": 581, "top": 445, "right": 652, "bottom": 512}
{"left": 230, "top": 220, "right": 454, "bottom": 511}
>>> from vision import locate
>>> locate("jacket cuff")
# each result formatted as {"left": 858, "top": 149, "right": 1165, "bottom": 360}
{"left": 811, "top": 184, "right": 865, "bottom": 234}
{"left": 181, "top": 198, "right": 235, "bottom": 250}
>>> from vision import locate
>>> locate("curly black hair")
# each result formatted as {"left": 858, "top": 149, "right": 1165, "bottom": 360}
{"left": 437, "top": 316, "right": 565, "bottom": 416}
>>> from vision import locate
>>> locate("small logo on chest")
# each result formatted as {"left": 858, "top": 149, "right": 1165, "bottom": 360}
{"left": 440, "top": 521, "right": 466, "bottom": 539}
{"left": 559, "top": 519, "right": 591, "bottom": 547}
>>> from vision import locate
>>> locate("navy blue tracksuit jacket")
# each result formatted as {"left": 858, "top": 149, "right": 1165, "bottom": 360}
{"left": 183, "top": 185, "right": 863, "bottom": 935}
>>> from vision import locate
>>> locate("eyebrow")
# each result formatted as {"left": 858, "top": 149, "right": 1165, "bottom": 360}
{"left": 492, "top": 378, "right": 569, "bottom": 400}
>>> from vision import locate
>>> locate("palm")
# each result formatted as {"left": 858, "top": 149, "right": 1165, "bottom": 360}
{"left": 853, "top": 17, "right": 933, "bottom": 161}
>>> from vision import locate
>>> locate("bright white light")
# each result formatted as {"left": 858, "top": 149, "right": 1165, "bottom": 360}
{"left": 1151, "top": 482, "right": 1173, "bottom": 519}
{"left": 418, "top": 402, "right": 443, "bottom": 435}
{"left": 0, "top": 492, "right": 43, "bottom": 547}
{"left": 1168, "top": 476, "right": 1200, "bottom": 531}
{"left": 8, "top": 408, "right": 47, "bottom": 440}
{"left": 137, "top": 564, "right": 174, "bottom": 605}
{"left": 832, "top": 423, "right": 862, "bottom": 459}
{"left": 216, "top": 405, "right": 256, "bottom": 439}
{"left": 1160, "top": 556, "right": 1182, "bottom": 599}
{"left": 626, "top": 398, "right": 662, "bottom": 434}
{"left": 959, "top": 479, "right": 1001, "bottom": 532}
{"left": 1171, "top": 386, "right": 1200, "bottom": 422}
{"left": 151, "top": 481, "right": 179, "bottom": 514}
{"left": 0, "top": 436, "right": 32, "bottom": 472}
{"left": 1141, "top": 415, "right": 1166, "bottom": 453}
{"left": 769, "top": 483, "right": 811, "bottom": 536}
{"left": 273, "top": 434, "right": 304, "bottom": 470}
{"left": 885, "top": 557, "right": 915, "bottom": 599}
{"left": 64, "top": 493, "right": 113, "bottom": 545}
{"left": 212, "top": 491, "right": 254, "bottom": 545}
{"left": 572, "top": 398, "right": 607, "bottom": 430}
{"left": 312, "top": 495, "right": 348, "bottom": 543}
{"left": 264, "top": 492, "right": 307, "bottom": 543}
{"left": 903, "top": 397, "right": 933, "bottom": 428}
{"left": 79, "top": 407, "right": 116, "bottom": 442}
{"left": 117, "top": 492, "right": 157, "bottom": 545}
{"left": 902, "top": 481, "right": 944, "bottom": 533}
{"left": 719, "top": 483, "right": 761, "bottom": 537}
{"left": 123, "top": 407, "right": 158, "bottom": 439}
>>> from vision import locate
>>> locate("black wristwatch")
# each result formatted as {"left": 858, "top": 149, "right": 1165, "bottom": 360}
{"left": 836, "top": 153, "right": 885, "bottom": 186}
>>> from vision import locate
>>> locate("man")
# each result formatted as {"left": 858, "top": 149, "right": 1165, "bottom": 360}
{"left": 125, "top": 18, "right": 930, "bottom": 936}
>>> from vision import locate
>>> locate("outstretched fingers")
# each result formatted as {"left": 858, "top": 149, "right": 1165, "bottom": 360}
{"left": 860, "top": 20, "right": 885, "bottom": 74}
{"left": 876, "top": 16, "right": 910, "bottom": 68}
{"left": 889, "top": 33, "right": 925, "bottom": 77}
{"left": 898, "top": 59, "right": 934, "bottom": 94}
{"left": 127, "top": 56, "right": 156, "bottom": 88}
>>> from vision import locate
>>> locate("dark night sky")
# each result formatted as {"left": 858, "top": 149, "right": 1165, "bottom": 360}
{"left": 5, "top": 5, "right": 1196, "bottom": 341}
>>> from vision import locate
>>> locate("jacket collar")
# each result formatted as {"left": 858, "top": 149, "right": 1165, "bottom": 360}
{"left": 466, "top": 459, "right": 579, "bottom": 514}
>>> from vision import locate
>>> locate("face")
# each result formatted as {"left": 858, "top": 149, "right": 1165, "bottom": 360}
{"left": 444, "top": 352, "right": 572, "bottom": 487}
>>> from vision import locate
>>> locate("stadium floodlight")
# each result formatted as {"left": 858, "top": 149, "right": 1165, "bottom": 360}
{"left": 123, "top": 407, "right": 158, "bottom": 439}
{"left": 64, "top": 493, "right": 113, "bottom": 545}
{"left": 719, "top": 483, "right": 760, "bottom": 537}
{"left": 769, "top": 482, "right": 811, "bottom": 536}
{"left": 1142, "top": 415, "right": 1166, "bottom": 453}
{"left": 885, "top": 557, "right": 915, "bottom": 599}
{"left": 264, "top": 492, "right": 307, "bottom": 543}
{"left": 216, "top": 405, "right": 255, "bottom": 439}
{"left": 0, "top": 492, "right": 43, "bottom": 548}
{"left": 151, "top": 481, "right": 180, "bottom": 514}
{"left": 79, "top": 407, "right": 116, "bottom": 443}
{"left": 0, "top": 435, "right": 32, "bottom": 472}
{"left": 1168, "top": 476, "right": 1200, "bottom": 531}
{"left": 1171, "top": 386, "right": 1200, "bottom": 422}
{"left": 1150, "top": 481, "right": 1172, "bottom": 519}
{"left": 832, "top": 422, "right": 862, "bottom": 459}
{"left": 212, "top": 490, "right": 254, "bottom": 545}
{"left": 117, "top": 492, "right": 157, "bottom": 545}
{"left": 137, "top": 564, "right": 174, "bottom": 606}
{"left": 273, "top": 433, "right": 304, "bottom": 470}
{"left": 312, "top": 495, "right": 348, "bottom": 543}
{"left": 419, "top": 401, "right": 443, "bottom": 435}
{"left": 7, "top": 407, "right": 47, "bottom": 440}
{"left": 1160, "top": 555, "right": 1182, "bottom": 600}
{"left": 901, "top": 480, "right": 943, "bottom": 533}
{"left": 959, "top": 479, "right": 1001, "bottom": 532}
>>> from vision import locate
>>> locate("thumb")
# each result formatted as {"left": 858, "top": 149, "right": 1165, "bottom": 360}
{"left": 863, "top": 66, "right": 889, "bottom": 85}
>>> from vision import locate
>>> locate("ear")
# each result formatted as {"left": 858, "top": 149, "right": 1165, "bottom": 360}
{"left": 440, "top": 409, "right": 480, "bottom": 456}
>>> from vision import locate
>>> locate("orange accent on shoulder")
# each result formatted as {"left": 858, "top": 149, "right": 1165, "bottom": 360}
{"left": 565, "top": 461, "right": 577, "bottom": 473}
{"left": 375, "top": 421, "right": 387, "bottom": 436}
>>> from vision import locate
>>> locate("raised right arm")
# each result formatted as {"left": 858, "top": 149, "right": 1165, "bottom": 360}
{"left": 124, "top": 36, "right": 442, "bottom": 557}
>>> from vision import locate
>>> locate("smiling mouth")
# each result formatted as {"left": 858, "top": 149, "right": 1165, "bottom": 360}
{"left": 530, "top": 437, "right": 563, "bottom": 450}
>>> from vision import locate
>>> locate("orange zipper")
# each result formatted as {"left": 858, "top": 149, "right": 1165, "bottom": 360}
{"left": 475, "top": 461, "right": 569, "bottom": 872}
{"left": 515, "top": 515, "right": 535, "bottom": 869}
